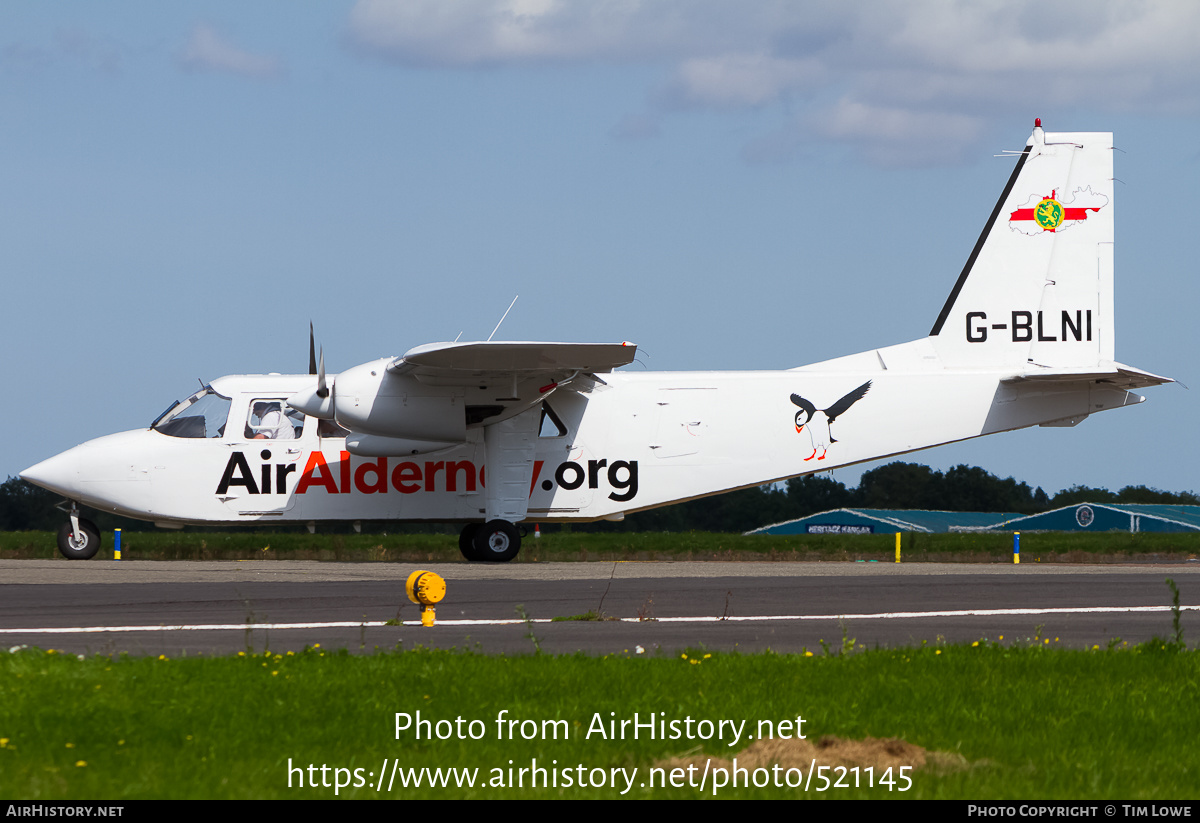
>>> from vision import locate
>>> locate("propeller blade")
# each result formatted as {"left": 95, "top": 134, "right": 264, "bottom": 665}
{"left": 308, "top": 322, "right": 318, "bottom": 376}
{"left": 317, "top": 348, "right": 328, "bottom": 399}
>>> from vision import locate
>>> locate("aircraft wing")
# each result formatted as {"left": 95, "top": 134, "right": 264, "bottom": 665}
{"left": 388, "top": 341, "right": 637, "bottom": 380}
{"left": 1000, "top": 362, "right": 1172, "bottom": 391}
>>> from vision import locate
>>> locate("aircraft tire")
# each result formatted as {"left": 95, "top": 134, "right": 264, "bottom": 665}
{"left": 459, "top": 523, "right": 481, "bottom": 561}
{"left": 57, "top": 519, "right": 101, "bottom": 560}
{"left": 472, "top": 519, "right": 521, "bottom": 562}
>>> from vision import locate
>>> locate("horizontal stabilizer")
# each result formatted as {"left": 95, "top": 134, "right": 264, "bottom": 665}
{"left": 1001, "top": 362, "right": 1172, "bottom": 391}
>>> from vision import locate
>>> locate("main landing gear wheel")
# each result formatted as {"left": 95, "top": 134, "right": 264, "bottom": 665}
{"left": 472, "top": 519, "right": 521, "bottom": 562}
{"left": 57, "top": 519, "right": 101, "bottom": 560}
{"left": 458, "top": 523, "right": 481, "bottom": 561}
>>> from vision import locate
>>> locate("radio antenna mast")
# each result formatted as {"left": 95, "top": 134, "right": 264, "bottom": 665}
{"left": 488, "top": 295, "right": 519, "bottom": 341}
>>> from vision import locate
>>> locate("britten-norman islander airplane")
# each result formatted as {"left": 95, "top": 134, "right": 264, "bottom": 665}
{"left": 22, "top": 122, "right": 1170, "bottom": 561}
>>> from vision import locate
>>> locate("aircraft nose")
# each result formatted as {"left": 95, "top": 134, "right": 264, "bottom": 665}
{"left": 20, "top": 450, "right": 81, "bottom": 499}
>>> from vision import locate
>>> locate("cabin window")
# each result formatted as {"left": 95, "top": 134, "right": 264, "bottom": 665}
{"left": 152, "top": 387, "right": 232, "bottom": 439}
{"left": 539, "top": 402, "right": 567, "bottom": 438}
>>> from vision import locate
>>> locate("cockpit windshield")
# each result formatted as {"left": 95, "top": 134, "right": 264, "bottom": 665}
{"left": 152, "top": 386, "right": 233, "bottom": 439}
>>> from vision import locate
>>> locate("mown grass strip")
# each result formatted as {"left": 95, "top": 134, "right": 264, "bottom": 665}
{"left": 4, "top": 529, "right": 1200, "bottom": 562}
{"left": 1, "top": 640, "right": 1197, "bottom": 800}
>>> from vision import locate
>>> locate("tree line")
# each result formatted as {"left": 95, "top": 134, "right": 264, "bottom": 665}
{"left": 584, "top": 463, "right": 1200, "bottom": 534}
{"left": 2, "top": 463, "right": 1197, "bottom": 535}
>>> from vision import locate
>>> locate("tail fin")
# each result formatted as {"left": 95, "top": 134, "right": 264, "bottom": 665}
{"left": 929, "top": 121, "right": 1115, "bottom": 371}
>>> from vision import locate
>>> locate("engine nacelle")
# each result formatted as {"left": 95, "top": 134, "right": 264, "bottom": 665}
{"left": 331, "top": 360, "right": 467, "bottom": 442}
{"left": 345, "top": 433, "right": 459, "bottom": 457}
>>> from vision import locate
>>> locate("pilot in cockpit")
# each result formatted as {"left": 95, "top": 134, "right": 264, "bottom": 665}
{"left": 249, "top": 401, "right": 296, "bottom": 440}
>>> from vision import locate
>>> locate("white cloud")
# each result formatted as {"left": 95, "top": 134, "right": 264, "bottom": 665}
{"left": 666, "top": 54, "right": 824, "bottom": 108}
{"left": 179, "top": 23, "right": 281, "bottom": 78}
{"left": 349, "top": 0, "right": 609, "bottom": 64}
{"left": 348, "top": 0, "right": 773, "bottom": 65}
{"left": 346, "top": 0, "right": 1200, "bottom": 164}
{"left": 815, "top": 100, "right": 984, "bottom": 166}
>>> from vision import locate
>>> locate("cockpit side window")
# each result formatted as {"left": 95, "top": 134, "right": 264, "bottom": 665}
{"left": 245, "top": 399, "right": 303, "bottom": 440}
{"left": 152, "top": 388, "right": 232, "bottom": 439}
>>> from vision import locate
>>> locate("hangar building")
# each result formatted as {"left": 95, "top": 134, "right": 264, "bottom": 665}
{"left": 747, "top": 509, "right": 1023, "bottom": 536}
{"left": 749, "top": 504, "right": 1200, "bottom": 535}
{"left": 984, "top": 504, "right": 1200, "bottom": 534}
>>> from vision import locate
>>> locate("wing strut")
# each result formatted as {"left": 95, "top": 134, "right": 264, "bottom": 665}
{"left": 483, "top": 406, "right": 540, "bottom": 524}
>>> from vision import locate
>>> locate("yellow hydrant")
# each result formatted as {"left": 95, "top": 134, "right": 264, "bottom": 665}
{"left": 406, "top": 570, "right": 447, "bottom": 627}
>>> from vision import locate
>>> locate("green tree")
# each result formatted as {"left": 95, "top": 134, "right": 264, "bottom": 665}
{"left": 1114, "top": 485, "right": 1200, "bottom": 505}
{"left": 940, "top": 464, "right": 1041, "bottom": 513}
{"left": 857, "top": 462, "right": 943, "bottom": 509}
{"left": 1050, "top": 485, "right": 1118, "bottom": 507}
{"left": 785, "top": 474, "right": 857, "bottom": 517}
{"left": 0, "top": 477, "right": 62, "bottom": 531}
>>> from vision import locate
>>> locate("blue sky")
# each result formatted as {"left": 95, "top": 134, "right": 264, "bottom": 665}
{"left": 3, "top": 1, "right": 1198, "bottom": 498}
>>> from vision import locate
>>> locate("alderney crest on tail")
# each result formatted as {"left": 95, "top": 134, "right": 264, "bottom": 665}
{"left": 1008, "top": 187, "right": 1108, "bottom": 235}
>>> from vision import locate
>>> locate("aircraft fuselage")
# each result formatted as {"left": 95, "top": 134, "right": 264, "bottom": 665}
{"left": 22, "top": 361, "right": 1140, "bottom": 529}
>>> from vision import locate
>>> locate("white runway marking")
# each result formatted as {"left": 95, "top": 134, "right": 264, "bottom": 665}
{"left": 3, "top": 604, "right": 1196, "bottom": 633}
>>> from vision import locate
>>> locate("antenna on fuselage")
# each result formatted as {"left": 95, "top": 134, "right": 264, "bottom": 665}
{"left": 487, "top": 295, "right": 519, "bottom": 342}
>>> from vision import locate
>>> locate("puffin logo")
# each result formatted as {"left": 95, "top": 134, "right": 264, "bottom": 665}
{"left": 789, "top": 381, "right": 871, "bottom": 461}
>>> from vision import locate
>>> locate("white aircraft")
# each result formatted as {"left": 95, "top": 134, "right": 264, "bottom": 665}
{"left": 22, "top": 121, "right": 1169, "bottom": 561}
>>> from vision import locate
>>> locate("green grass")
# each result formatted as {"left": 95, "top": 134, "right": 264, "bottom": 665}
{"left": 2, "top": 640, "right": 1197, "bottom": 799}
{"left": 4, "top": 529, "right": 1199, "bottom": 562}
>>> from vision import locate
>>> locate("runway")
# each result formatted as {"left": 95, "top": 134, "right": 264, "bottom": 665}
{"left": 2, "top": 559, "right": 1198, "bottom": 656}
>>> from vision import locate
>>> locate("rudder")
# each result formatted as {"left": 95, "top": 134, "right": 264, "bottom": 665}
{"left": 929, "top": 121, "right": 1114, "bottom": 371}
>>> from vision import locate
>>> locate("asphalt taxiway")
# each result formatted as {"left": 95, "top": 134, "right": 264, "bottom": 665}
{"left": 2, "top": 560, "right": 1197, "bottom": 656}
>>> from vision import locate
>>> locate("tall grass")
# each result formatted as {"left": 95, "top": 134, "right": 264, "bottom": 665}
{"left": 1, "top": 640, "right": 1196, "bottom": 799}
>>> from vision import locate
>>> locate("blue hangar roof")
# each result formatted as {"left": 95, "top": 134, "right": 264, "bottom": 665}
{"left": 983, "top": 504, "right": 1200, "bottom": 533}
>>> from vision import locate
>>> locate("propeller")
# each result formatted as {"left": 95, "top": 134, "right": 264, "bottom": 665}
{"left": 291, "top": 323, "right": 335, "bottom": 418}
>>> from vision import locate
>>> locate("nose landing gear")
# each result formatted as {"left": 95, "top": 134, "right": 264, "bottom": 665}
{"left": 57, "top": 505, "right": 101, "bottom": 560}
